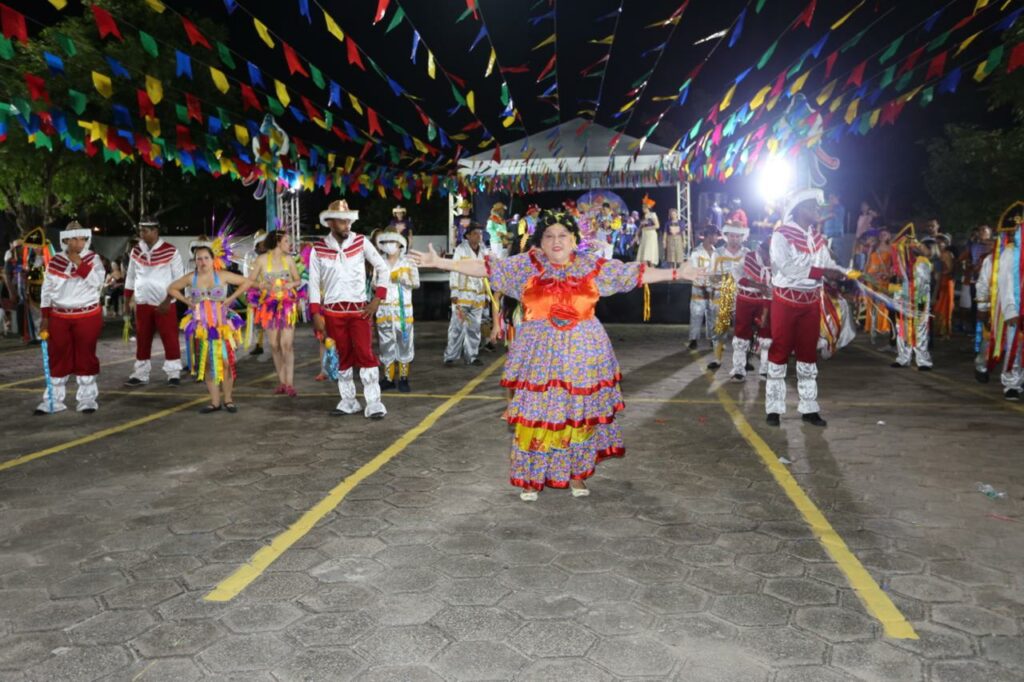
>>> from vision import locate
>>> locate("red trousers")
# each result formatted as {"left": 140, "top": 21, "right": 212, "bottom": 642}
{"left": 47, "top": 309, "right": 103, "bottom": 377}
{"left": 768, "top": 299, "right": 819, "bottom": 364}
{"left": 135, "top": 304, "right": 180, "bottom": 361}
{"left": 325, "top": 312, "right": 378, "bottom": 370}
{"left": 735, "top": 296, "right": 771, "bottom": 342}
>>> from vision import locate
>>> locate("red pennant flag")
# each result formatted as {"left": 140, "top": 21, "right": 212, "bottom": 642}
{"left": 176, "top": 125, "right": 196, "bottom": 151}
{"left": 462, "top": 121, "right": 483, "bottom": 132}
{"left": 136, "top": 89, "right": 155, "bottom": 118}
{"left": 180, "top": 16, "right": 211, "bottom": 49}
{"left": 881, "top": 100, "right": 907, "bottom": 126}
{"left": 24, "top": 73, "right": 50, "bottom": 103}
{"left": 537, "top": 54, "right": 556, "bottom": 82}
{"left": 466, "top": 0, "right": 478, "bottom": 20}
{"left": 925, "top": 51, "right": 948, "bottom": 81}
{"left": 897, "top": 46, "right": 924, "bottom": 78}
{"left": 0, "top": 4, "right": 28, "bottom": 43}
{"left": 795, "top": 0, "right": 816, "bottom": 29}
{"left": 491, "top": 144, "right": 501, "bottom": 163}
{"left": 292, "top": 136, "right": 309, "bottom": 158}
{"left": 332, "top": 125, "right": 351, "bottom": 142}
{"left": 367, "top": 107, "right": 383, "bottom": 136}
{"left": 499, "top": 65, "right": 530, "bottom": 74}
{"left": 84, "top": 136, "right": 99, "bottom": 157}
{"left": 374, "top": 0, "right": 390, "bottom": 23}
{"left": 91, "top": 5, "right": 123, "bottom": 41}
{"left": 580, "top": 55, "right": 609, "bottom": 77}
{"left": 824, "top": 51, "right": 839, "bottom": 78}
{"left": 769, "top": 71, "right": 786, "bottom": 99}
{"left": 846, "top": 60, "right": 866, "bottom": 88}
{"left": 1007, "top": 42, "right": 1024, "bottom": 74}
{"left": 446, "top": 71, "right": 467, "bottom": 89}
{"left": 707, "top": 105, "right": 719, "bottom": 125}
{"left": 240, "top": 84, "right": 263, "bottom": 112}
{"left": 300, "top": 95, "right": 320, "bottom": 122}
{"left": 282, "top": 42, "right": 310, "bottom": 77}
{"left": 950, "top": 14, "right": 973, "bottom": 32}
{"left": 185, "top": 93, "right": 202, "bottom": 122}
{"left": 347, "top": 37, "right": 366, "bottom": 71}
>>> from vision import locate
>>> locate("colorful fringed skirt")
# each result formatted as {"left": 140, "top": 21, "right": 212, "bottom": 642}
{"left": 503, "top": 318, "right": 625, "bottom": 491}
{"left": 181, "top": 300, "right": 245, "bottom": 382}
{"left": 246, "top": 285, "right": 303, "bottom": 330}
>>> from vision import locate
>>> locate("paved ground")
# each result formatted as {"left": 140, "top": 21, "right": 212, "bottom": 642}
{"left": 0, "top": 321, "right": 1022, "bottom": 681}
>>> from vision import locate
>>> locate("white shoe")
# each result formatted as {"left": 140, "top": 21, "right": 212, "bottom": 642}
{"left": 519, "top": 491, "right": 538, "bottom": 502}
{"left": 570, "top": 485, "right": 590, "bottom": 498}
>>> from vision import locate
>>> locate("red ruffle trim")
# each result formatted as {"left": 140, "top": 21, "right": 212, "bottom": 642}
{"left": 511, "top": 447, "right": 626, "bottom": 491}
{"left": 505, "top": 403, "right": 624, "bottom": 430}
{"left": 500, "top": 373, "right": 621, "bottom": 395}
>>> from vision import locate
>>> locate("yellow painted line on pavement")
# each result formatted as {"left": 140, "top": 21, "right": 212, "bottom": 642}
{"left": 204, "top": 356, "right": 506, "bottom": 602}
{"left": 713, "top": 385, "right": 919, "bottom": 640}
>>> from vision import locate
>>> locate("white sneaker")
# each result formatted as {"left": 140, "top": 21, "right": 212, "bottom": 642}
{"left": 519, "top": 491, "right": 538, "bottom": 502}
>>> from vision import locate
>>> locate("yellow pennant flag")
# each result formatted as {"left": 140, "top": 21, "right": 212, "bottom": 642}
{"left": 956, "top": 31, "right": 981, "bottom": 56}
{"left": 844, "top": 99, "right": 859, "bottom": 125}
{"left": 145, "top": 116, "right": 161, "bottom": 138}
{"left": 973, "top": 60, "right": 990, "bottom": 82}
{"left": 413, "top": 137, "right": 428, "bottom": 154}
{"left": 323, "top": 10, "right": 344, "bottom": 41}
{"left": 831, "top": 1, "right": 864, "bottom": 30}
{"left": 145, "top": 75, "right": 163, "bottom": 104}
{"left": 327, "top": 153, "right": 336, "bottom": 168}
{"left": 485, "top": 48, "right": 496, "bottom": 77}
{"left": 869, "top": 108, "right": 880, "bottom": 128}
{"left": 209, "top": 67, "right": 230, "bottom": 94}
{"left": 533, "top": 34, "right": 556, "bottom": 50}
{"left": 254, "top": 18, "right": 275, "bottom": 48}
{"left": 348, "top": 94, "right": 363, "bottom": 115}
{"left": 144, "top": 0, "right": 166, "bottom": 12}
{"left": 503, "top": 114, "right": 517, "bottom": 128}
{"left": 766, "top": 138, "right": 778, "bottom": 154}
{"left": 719, "top": 83, "right": 737, "bottom": 111}
{"left": 274, "top": 80, "right": 290, "bottom": 107}
{"left": 92, "top": 71, "right": 113, "bottom": 99}
{"left": 974, "top": 0, "right": 989, "bottom": 12}
{"left": 750, "top": 85, "right": 771, "bottom": 109}
{"left": 904, "top": 86, "right": 923, "bottom": 103}
{"left": 765, "top": 94, "right": 781, "bottom": 111}
{"left": 829, "top": 94, "right": 845, "bottom": 113}
{"left": 427, "top": 51, "right": 436, "bottom": 79}
{"left": 590, "top": 35, "right": 614, "bottom": 45}
{"left": 651, "top": 94, "right": 676, "bottom": 102}
{"left": 619, "top": 98, "right": 638, "bottom": 113}
{"left": 816, "top": 79, "right": 837, "bottom": 107}
{"left": 788, "top": 71, "right": 810, "bottom": 96}
{"left": 48, "top": 0, "right": 67, "bottom": 8}
{"left": 467, "top": 91, "right": 476, "bottom": 113}
{"left": 235, "top": 124, "right": 250, "bottom": 145}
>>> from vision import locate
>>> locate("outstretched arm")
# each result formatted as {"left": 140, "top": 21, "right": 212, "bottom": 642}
{"left": 410, "top": 244, "right": 488, "bottom": 279}
{"left": 642, "top": 260, "right": 706, "bottom": 285}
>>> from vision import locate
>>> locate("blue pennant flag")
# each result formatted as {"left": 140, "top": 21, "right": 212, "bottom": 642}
{"left": 224, "top": 0, "right": 238, "bottom": 14}
{"left": 411, "top": 31, "right": 421, "bottom": 63}
{"left": 809, "top": 33, "right": 829, "bottom": 59}
{"left": 328, "top": 81, "right": 342, "bottom": 109}
{"left": 288, "top": 106, "right": 307, "bottom": 124}
{"left": 105, "top": 56, "right": 131, "bottom": 79}
{"left": 112, "top": 105, "right": 132, "bottom": 128}
{"left": 208, "top": 116, "right": 223, "bottom": 134}
{"left": 729, "top": 9, "right": 746, "bottom": 48}
{"left": 387, "top": 77, "right": 403, "bottom": 97}
{"left": 342, "top": 120, "right": 359, "bottom": 140}
{"left": 734, "top": 67, "right": 752, "bottom": 84}
{"left": 43, "top": 52, "right": 65, "bottom": 75}
{"left": 923, "top": 8, "right": 943, "bottom": 33}
{"left": 175, "top": 51, "right": 193, "bottom": 80}
{"left": 247, "top": 61, "right": 264, "bottom": 88}
{"left": 996, "top": 7, "right": 1024, "bottom": 32}
{"left": 939, "top": 67, "right": 961, "bottom": 94}
{"left": 297, "top": 0, "right": 311, "bottom": 23}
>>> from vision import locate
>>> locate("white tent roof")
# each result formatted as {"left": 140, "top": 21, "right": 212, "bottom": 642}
{"left": 458, "top": 118, "right": 681, "bottom": 179}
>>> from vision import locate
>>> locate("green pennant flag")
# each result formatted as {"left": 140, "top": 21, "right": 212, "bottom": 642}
{"left": 427, "top": 121, "right": 437, "bottom": 141}
{"left": 879, "top": 64, "right": 896, "bottom": 89}
{"left": 757, "top": 41, "right": 778, "bottom": 70}
{"left": 982, "top": 45, "right": 1005, "bottom": 76}
{"left": 310, "top": 64, "right": 326, "bottom": 89}
{"left": 631, "top": 71, "right": 652, "bottom": 88}
{"left": 756, "top": 0, "right": 768, "bottom": 12}
{"left": 456, "top": 7, "right": 473, "bottom": 22}
{"left": 323, "top": 111, "right": 333, "bottom": 129}
{"left": 585, "top": 70, "right": 604, "bottom": 79}
{"left": 55, "top": 32, "right": 76, "bottom": 57}
{"left": 216, "top": 41, "right": 235, "bottom": 70}
{"left": 13, "top": 97, "right": 32, "bottom": 119}
{"left": 175, "top": 104, "right": 189, "bottom": 124}
{"left": 102, "top": 146, "right": 119, "bottom": 163}
{"left": 927, "top": 31, "right": 950, "bottom": 53}
{"left": 216, "top": 107, "right": 232, "bottom": 127}
{"left": 139, "top": 30, "right": 159, "bottom": 58}
{"left": 541, "top": 114, "right": 558, "bottom": 125}
{"left": 688, "top": 120, "right": 701, "bottom": 139}
{"left": 266, "top": 95, "right": 285, "bottom": 116}
{"left": 67, "top": 89, "right": 88, "bottom": 115}
{"left": 894, "top": 71, "right": 913, "bottom": 92}
{"left": 500, "top": 82, "right": 510, "bottom": 106}
{"left": 450, "top": 83, "right": 466, "bottom": 106}
{"left": 787, "top": 55, "right": 807, "bottom": 79}
{"left": 390, "top": 146, "right": 400, "bottom": 164}
{"left": 842, "top": 28, "right": 867, "bottom": 53}
{"left": 0, "top": 36, "right": 13, "bottom": 60}
{"left": 857, "top": 112, "right": 872, "bottom": 135}
{"left": 919, "top": 86, "right": 935, "bottom": 107}
{"left": 33, "top": 131, "right": 53, "bottom": 151}
{"left": 879, "top": 36, "right": 902, "bottom": 64}
{"left": 386, "top": 7, "right": 406, "bottom": 32}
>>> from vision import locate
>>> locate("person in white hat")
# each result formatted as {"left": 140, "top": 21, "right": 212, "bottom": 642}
{"left": 687, "top": 226, "right": 718, "bottom": 350}
{"left": 387, "top": 205, "right": 415, "bottom": 239}
{"left": 123, "top": 216, "right": 185, "bottom": 387}
{"left": 35, "top": 221, "right": 106, "bottom": 414}
{"left": 310, "top": 200, "right": 390, "bottom": 418}
{"left": 765, "top": 188, "right": 859, "bottom": 427}
{"left": 707, "top": 221, "right": 750, "bottom": 371}
{"left": 444, "top": 222, "right": 488, "bottom": 367}
{"left": 373, "top": 228, "right": 420, "bottom": 393}
{"left": 731, "top": 238, "right": 773, "bottom": 381}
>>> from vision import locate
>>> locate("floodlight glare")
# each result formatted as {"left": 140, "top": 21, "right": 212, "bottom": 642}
{"left": 757, "top": 156, "right": 794, "bottom": 203}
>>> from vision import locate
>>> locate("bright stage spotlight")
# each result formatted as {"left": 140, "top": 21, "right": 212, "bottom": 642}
{"left": 757, "top": 156, "right": 794, "bottom": 203}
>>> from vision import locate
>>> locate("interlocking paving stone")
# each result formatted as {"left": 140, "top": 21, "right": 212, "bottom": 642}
{"left": 430, "top": 606, "right": 520, "bottom": 642}
{"left": 763, "top": 577, "right": 838, "bottom": 605}
{"left": 932, "top": 604, "right": 1019, "bottom": 636}
{"left": 710, "top": 594, "right": 792, "bottom": 626}
{"left": 133, "top": 620, "right": 227, "bottom": 657}
{"left": 587, "top": 636, "right": 681, "bottom": 677}
{"left": 793, "top": 606, "right": 876, "bottom": 641}
{"left": 197, "top": 633, "right": 292, "bottom": 673}
{"left": 433, "top": 640, "right": 530, "bottom": 681}
{"left": 831, "top": 641, "right": 924, "bottom": 681}
{"left": 220, "top": 602, "right": 306, "bottom": 634}
{"left": 0, "top": 632, "right": 69, "bottom": 670}
{"left": 509, "top": 619, "right": 597, "bottom": 658}
{"left": 359, "top": 666, "right": 445, "bottom": 682}
{"left": 355, "top": 625, "right": 450, "bottom": 665}
{"left": 22, "top": 644, "right": 129, "bottom": 682}
{"left": 66, "top": 609, "right": 155, "bottom": 645}
{"left": 514, "top": 658, "right": 616, "bottom": 681}
{"left": 272, "top": 647, "right": 365, "bottom": 682}
{"left": 736, "top": 626, "right": 828, "bottom": 666}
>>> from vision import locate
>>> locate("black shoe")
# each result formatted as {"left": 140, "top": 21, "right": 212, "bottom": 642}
{"left": 199, "top": 404, "right": 222, "bottom": 414}
{"left": 801, "top": 412, "right": 828, "bottom": 427}
{"left": 917, "top": 365, "right": 932, "bottom": 372}
{"left": 398, "top": 378, "right": 411, "bottom": 393}
{"left": 167, "top": 377, "right": 180, "bottom": 387}
{"left": 468, "top": 358, "right": 483, "bottom": 366}
{"left": 890, "top": 362, "right": 904, "bottom": 368}
{"left": 1005, "top": 389, "right": 1021, "bottom": 402}
{"left": 250, "top": 346, "right": 263, "bottom": 356}
{"left": 81, "top": 408, "right": 96, "bottom": 414}
{"left": 379, "top": 379, "right": 396, "bottom": 391}
{"left": 224, "top": 403, "right": 237, "bottom": 413}
{"left": 444, "top": 360, "right": 456, "bottom": 367}
{"left": 483, "top": 341, "right": 497, "bottom": 352}
{"left": 706, "top": 362, "right": 721, "bottom": 370}
{"left": 730, "top": 373, "right": 745, "bottom": 383}
{"left": 766, "top": 413, "right": 781, "bottom": 427}
{"left": 975, "top": 370, "right": 990, "bottom": 384}
{"left": 33, "top": 409, "right": 48, "bottom": 416}
{"left": 745, "top": 362, "right": 755, "bottom": 371}
{"left": 687, "top": 340, "right": 698, "bottom": 350}
{"left": 124, "top": 377, "right": 146, "bottom": 387}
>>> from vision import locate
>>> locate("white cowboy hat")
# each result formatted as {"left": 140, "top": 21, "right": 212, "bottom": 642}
{"left": 392, "top": 205, "right": 407, "bottom": 215}
{"left": 59, "top": 220, "right": 91, "bottom": 251}
{"left": 783, "top": 187, "right": 825, "bottom": 220}
{"left": 319, "top": 199, "right": 359, "bottom": 226}
{"left": 721, "top": 224, "right": 750, "bottom": 239}
{"left": 374, "top": 229, "right": 407, "bottom": 251}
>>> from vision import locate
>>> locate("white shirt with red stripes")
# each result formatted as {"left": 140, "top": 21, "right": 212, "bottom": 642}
{"left": 770, "top": 222, "right": 849, "bottom": 291}
{"left": 41, "top": 250, "right": 105, "bottom": 315}
{"left": 738, "top": 250, "right": 772, "bottom": 300}
{"left": 125, "top": 239, "right": 184, "bottom": 306}
{"left": 308, "top": 232, "right": 389, "bottom": 314}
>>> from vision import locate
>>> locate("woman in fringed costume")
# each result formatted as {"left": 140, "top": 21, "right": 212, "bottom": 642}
{"left": 933, "top": 234, "right": 956, "bottom": 339}
{"left": 412, "top": 210, "right": 704, "bottom": 501}
{"left": 865, "top": 231, "right": 895, "bottom": 343}
{"left": 168, "top": 241, "right": 250, "bottom": 414}
{"left": 246, "top": 231, "right": 304, "bottom": 396}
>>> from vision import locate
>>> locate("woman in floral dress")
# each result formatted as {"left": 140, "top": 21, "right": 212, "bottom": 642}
{"left": 412, "top": 210, "right": 703, "bottom": 501}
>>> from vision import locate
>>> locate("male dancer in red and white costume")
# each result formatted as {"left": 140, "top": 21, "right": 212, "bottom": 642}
{"left": 765, "top": 189, "right": 858, "bottom": 427}
{"left": 36, "top": 222, "right": 106, "bottom": 414}
{"left": 310, "top": 200, "right": 390, "bottom": 418}
{"left": 124, "top": 216, "right": 184, "bottom": 386}
{"left": 732, "top": 239, "right": 772, "bottom": 381}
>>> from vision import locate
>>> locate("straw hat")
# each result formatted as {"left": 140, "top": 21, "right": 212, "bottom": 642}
{"left": 319, "top": 199, "right": 359, "bottom": 226}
